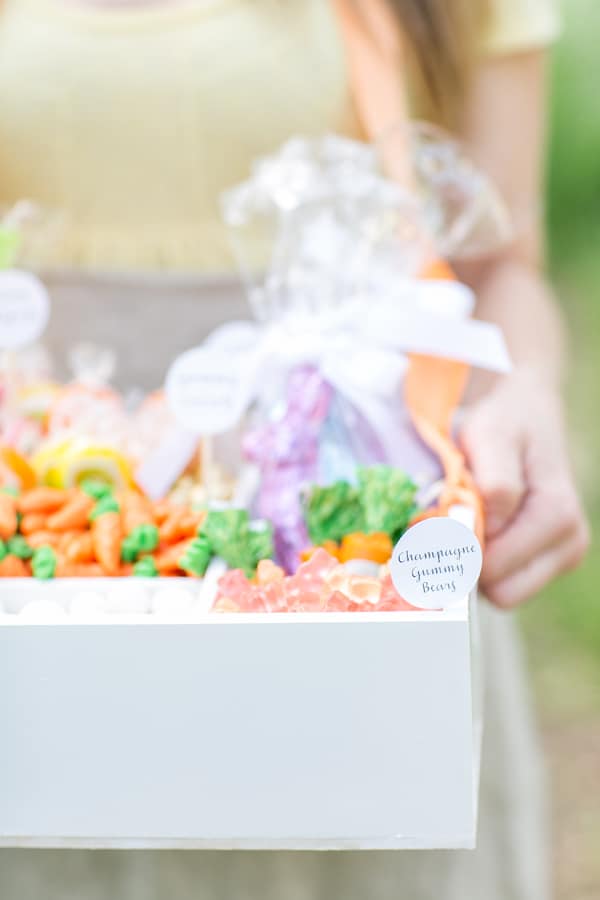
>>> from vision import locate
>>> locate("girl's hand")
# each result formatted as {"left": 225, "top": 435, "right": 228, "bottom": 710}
{"left": 459, "top": 370, "right": 589, "bottom": 608}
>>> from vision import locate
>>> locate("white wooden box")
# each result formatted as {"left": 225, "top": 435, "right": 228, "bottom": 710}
{"left": 0, "top": 587, "right": 482, "bottom": 850}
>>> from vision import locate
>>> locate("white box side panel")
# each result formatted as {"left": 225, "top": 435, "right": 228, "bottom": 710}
{"left": 0, "top": 618, "right": 475, "bottom": 849}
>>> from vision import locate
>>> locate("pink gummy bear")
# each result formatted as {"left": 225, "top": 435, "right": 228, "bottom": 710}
{"left": 215, "top": 569, "right": 267, "bottom": 612}
{"left": 256, "top": 559, "right": 285, "bottom": 585}
{"left": 296, "top": 548, "right": 339, "bottom": 580}
{"left": 218, "top": 569, "right": 251, "bottom": 596}
{"left": 344, "top": 576, "right": 382, "bottom": 607}
{"left": 213, "top": 550, "right": 425, "bottom": 614}
{"left": 377, "top": 575, "right": 423, "bottom": 611}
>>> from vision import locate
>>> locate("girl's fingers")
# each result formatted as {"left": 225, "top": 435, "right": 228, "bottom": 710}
{"left": 461, "top": 374, "right": 588, "bottom": 607}
{"left": 460, "top": 412, "right": 526, "bottom": 538}
{"left": 481, "top": 481, "right": 580, "bottom": 587}
{"left": 484, "top": 523, "right": 589, "bottom": 609}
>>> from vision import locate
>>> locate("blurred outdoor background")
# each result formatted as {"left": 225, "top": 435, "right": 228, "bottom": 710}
{"left": 520, "top": 1, "right": 600, "bottom": 897}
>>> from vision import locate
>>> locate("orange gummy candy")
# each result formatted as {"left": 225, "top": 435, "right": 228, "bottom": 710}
{"left": 20, "top": 512, "right": 48, "bottom": 535}
{"left": 155, "top": 538, "right": 193, "bottom": 574}
{"left": 26, "top": 531, "right": 63, "bottom": 550}
{"left": 47, "top": 491, "right": 94, "bottom": 532}
{"left": 55, "top": 558, "right": 106, "bottom": 578}
{"left": 120, "top": 490, "right": 155, "bottom": 535}
{"left": 152, "top": 499, "right": 176, "bottom": 525}
{"left": 92, "top": 511, "right": 122, "bottom": 575}
{"left": 18, "top": 487, "right": 70, "bottom": 515}
{"left": 61, "top": 531, "right": 94, "bottom": 562}
{"left": 0, "top": 555, "right": 29, "bottom": 577}
{"left": 158, "top": 509, "right": 186, "bottom": 543}
{"left": 159, "top": 510, "right": 205, "bottom": 544}
{"left": 0, "top": 493, "right": 18, "bottom": 540}
{"left": 338, "top": 532, "right": 393, "bottom": 564}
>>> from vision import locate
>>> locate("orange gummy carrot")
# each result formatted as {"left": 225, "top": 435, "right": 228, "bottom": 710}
{"left": 57, "top": 530, "right": 86, "bottom": 553}
{"left": 63, "top": 531, "right": 95, "bottom": 564}
{"left": 92, "top": 511, "right": 122, "bottom": 575}
{"left": 55, "top": 557, "right": 105, "bottom": 578}
{"left": 20, "top": 512, "right": 47, "bottom": 535}
{"left": 179, "top": 510, "right": 206, "bottom": 537}
{"left": 159, "top": 509, "right": 205, "bottom": 543}
{"left": 18, "top": 487, "right": 70, "bottom": 514}
{"left": 158, "top": 510, "right": 187, "bottom": 543}
{"left": 0, "top": 554, "right": 29, "bottom": 577}
{"left": 154, "top": 538, "right": 193, "bottom": 574}
{"left": 46, "top": 491, "right": 94, "bottom": 532}
{"left": 26, "top": 530, "right": 63, "bottom": 550}
{"left": 121, "top": 491, "right": 155, "bottom": 535}
{"left": 152, "top": 499, "right": 176, "bottom": 524}
{"left": 0, "top": 493, "right": 18, "bottom": 540}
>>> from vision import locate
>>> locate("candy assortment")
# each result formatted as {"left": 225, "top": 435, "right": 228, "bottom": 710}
{"left": 213, "top": 549, "right": 418, "bottom": 613}
{"left": 0, "top": 461, "right": 424, "bottom": 614}
{"left": 0, "top": 364, "right": 235, "bottom": 504}
{"left": 0, "top": 135, "right": 511, "bottom": 615}
{"left": 0, "top": 336, "right": 430, "bottom": 613}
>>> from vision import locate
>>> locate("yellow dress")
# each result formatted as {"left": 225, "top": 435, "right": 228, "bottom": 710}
{"left": 0, "top": 0, "right": 560, "bottom": 272}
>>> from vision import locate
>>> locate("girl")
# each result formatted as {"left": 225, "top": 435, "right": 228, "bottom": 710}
{"left": 0, "top": 1, "right": 588, "bottom": 897}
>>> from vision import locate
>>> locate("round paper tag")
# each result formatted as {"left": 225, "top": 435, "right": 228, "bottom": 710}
{"left": 0, "top": 270, "right": 50, "bottom": 350}
{"left": 204, "top": 320, "right": 260, "bottom": 352}
{"left": 390, "top": 517, "right": 482, "bottom": 610}
{"left": 165, "top": 346, "right": 255, "bottom": 435}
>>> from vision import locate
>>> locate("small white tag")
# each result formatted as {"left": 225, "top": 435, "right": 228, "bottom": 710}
{"left": 165, "top": 346, "right": 255, "bottom": 436}
{"left": 0, "top": 269, "right": 50, "bottom": 349}
{"left": 390, "top": 517, "right": 482, "bottom": 609}
{"left": 204, "top": 320, "right": 260, "bottom": 352}
{"left": 134, "top": 425, "right": 199, "bottom": 500}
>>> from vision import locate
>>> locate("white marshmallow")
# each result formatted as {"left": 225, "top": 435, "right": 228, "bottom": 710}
{"left": 19, "top": 599, "right": 67, "bottom": 621}
{"left": 340, "top": 559, "right": 380, "bottom": 577}
{"left": 103, "top": 583, "right": 150, "bottom": 615}
{"left": 152, "top": 586, "right": 195, "bottom": 617}
{"left": 68, "top": 591, "right": 107, "bottom": 619}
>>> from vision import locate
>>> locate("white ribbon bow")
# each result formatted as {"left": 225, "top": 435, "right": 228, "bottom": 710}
{"left": 166, "top": 279, "right": 510, "bottom": 454}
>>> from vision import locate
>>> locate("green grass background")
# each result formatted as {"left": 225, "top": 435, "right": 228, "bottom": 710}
{"left": 503, "top": 11, "right": 600, "bottom": 892}
{"left": 520, "top": 0, "right": 600, "bottom": 684}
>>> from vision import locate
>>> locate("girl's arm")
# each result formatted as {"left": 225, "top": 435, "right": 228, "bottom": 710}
{"left": 455, "top": 50, "right": 589, "bottom": 607}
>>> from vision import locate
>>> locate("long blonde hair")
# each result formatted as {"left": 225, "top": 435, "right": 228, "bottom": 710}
{"left": 387, "top": 0, "right": 488, "bottom": 126}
